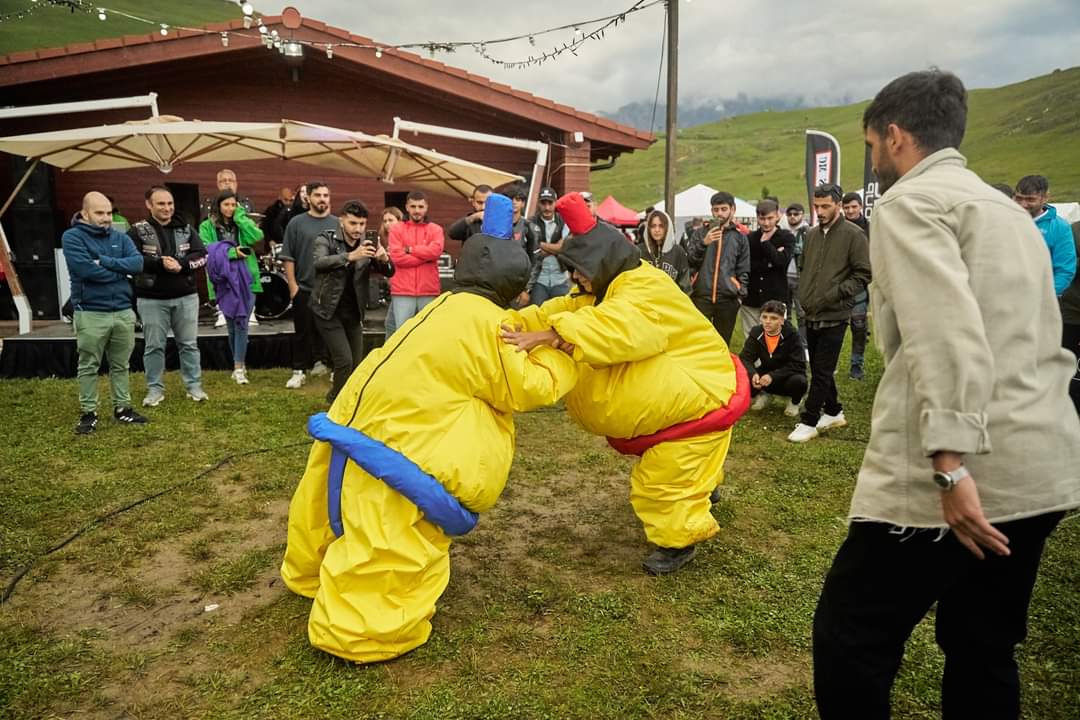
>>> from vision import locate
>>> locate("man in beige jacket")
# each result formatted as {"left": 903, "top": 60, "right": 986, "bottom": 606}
{"left": 813, "top": 70, "right": 1080, "bottom": 720}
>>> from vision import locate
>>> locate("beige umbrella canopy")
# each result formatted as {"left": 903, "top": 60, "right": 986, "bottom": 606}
{"left": 278, "top": 120, "right": 522, "bottom": 199}
{"left": 0, "top": 116, "right": 285, "bottom": 173}
{"left": 0, "top": 116, "right": 523, "bottom": 196}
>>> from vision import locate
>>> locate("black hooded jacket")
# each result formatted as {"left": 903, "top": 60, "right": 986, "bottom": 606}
{"left": 558, "top": 223, "right": 641, "bottom": 303}
{"left": 452, "top": 234, "right": 532, "bottom": 308}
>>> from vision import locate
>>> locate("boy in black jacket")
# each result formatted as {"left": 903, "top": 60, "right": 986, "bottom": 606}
{"left": 739, "top": 300, "right": 807, "bottom": 417}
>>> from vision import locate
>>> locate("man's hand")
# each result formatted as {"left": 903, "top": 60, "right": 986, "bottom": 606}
{"left": 751, "top": 373, "right": 761, "bottom": 389}
{"left": 288, "top": 282, "right": 299, "bottom": 300}
{"left": 162, "top": 256, "right": 181, "bottom": 273}
{"left": 374, "top": 244, "right": 389, "bottom": 262}
{"left": 704, "top": 226, "right": 723, "bottom": 246}
{"left": 940, "top": 475, "right": 1011, "bottom": 560}
{"left": 468, "top": 210, "right": 484, "bottom": 223}
{"left": 759, "top": 374, "right": 773, "bottom": 387}
{"left": 539, "top": 239, "right": 564, "bottom": 254}
{"left": 514, "top": 290, "right": 530, "bottom": 307}
{"left": 499, "top": 324, "right": 565, "bottom": 353}
{"left": 347, "top": 244, "right": 376, "bottom": 262}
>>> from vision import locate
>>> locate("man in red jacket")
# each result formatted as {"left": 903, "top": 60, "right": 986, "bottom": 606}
{"left": 387, "top": 191, "right": 445, "bottom": 335}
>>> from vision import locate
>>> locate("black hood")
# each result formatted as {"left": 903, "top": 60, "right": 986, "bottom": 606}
{"left": 558, "top": 222, "right": 640, "bottom": 302}
{"left": 452, "top": 233, "right": 531, "bottom": 308}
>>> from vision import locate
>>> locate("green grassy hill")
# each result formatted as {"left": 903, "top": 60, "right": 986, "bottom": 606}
{"left": 594, "top": 67, "right": 1080, "bottom": 209}
{"left": 0, "top": 0, "right": 244, "bottom": 54}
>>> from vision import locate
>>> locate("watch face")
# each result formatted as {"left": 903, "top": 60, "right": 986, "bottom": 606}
{"left": 933, "top": 472, "right": 952, "bottom": 490}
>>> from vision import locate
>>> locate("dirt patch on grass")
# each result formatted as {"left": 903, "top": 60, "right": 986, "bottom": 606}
{"left": 680, "top": 650, "right": 810, "bottom": 701}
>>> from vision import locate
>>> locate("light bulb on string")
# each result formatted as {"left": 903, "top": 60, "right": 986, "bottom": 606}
{"left": 159, "top": 24, "right": 169, "bottom": 37}
{"left": 375, "top": 48, "right": 382, "bottom": 58}
{"left": 242, "top": 15, "right": 251, "bottom": 29}
{"left": 258, "top": 24, "right": 267, "bottom": 35}
{"left": 241, "top": 2, "right": 254, "bottom": 15}
{"left": 220, "top": 32, "right": 229, "bottom": 47}
{"left": 325, "top": 44, "right": 333, "bottom": 59}
{"left": 97, "top": 8, "right": 106, "bottom": 21}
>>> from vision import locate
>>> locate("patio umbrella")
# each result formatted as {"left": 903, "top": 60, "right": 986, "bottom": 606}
{"left": 0, "top": 116, "right": 286, "bottom": 174}
{"left": 278, "top": 120, "right": 522, "bottom": 200}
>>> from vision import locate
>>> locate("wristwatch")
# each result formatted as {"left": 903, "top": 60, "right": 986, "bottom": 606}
{"left": 932, "top": 465, "right": 971, "bottom": 492}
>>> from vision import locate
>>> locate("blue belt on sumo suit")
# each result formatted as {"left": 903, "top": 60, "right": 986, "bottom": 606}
{"left": 307, "top": 412, "right": 479, "bottom": 537}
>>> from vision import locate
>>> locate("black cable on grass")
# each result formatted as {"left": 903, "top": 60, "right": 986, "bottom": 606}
{"left": 1, "top": 440, "right": 310, "bottom": 604}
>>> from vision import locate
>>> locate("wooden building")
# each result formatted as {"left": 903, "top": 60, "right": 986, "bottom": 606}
{"left": 0, "top": 12, "right": 652, "bottom": 318}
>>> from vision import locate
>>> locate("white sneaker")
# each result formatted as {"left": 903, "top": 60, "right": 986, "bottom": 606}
{"left": 751, "top": 393, "right": 770, "bottom": 411}
{"left": 249, "top": 310, "right": 259, "bottom": 327}
{"left": 187, "top": 387, "right": 209, "bottom": 402}
{"left": 142, "top": 389, "right": 165, "bottom": 407}
{"left": 214, "top": 310, "right": 226, "bottom": 328}
{"left": 310, "top": 361, "right": 329, "bottom": 377}
{"left": 817, "top": 411, "right": 848, "bottom": 432}
{"left": 784, "top": 400, "right": 801, "bottom": 417}
{"left": 286, "top": 370, "right": 306, "bottom": 389}
{"left": 232, "top": 369, "right": 249, "bottom": 385}
{"left": 788, "top": 423, "right": 819, "bottom": 443}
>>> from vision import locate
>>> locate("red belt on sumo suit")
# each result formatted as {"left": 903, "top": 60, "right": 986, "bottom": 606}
{"left": 606, "top": 356, "right": 751, "bottom": 457}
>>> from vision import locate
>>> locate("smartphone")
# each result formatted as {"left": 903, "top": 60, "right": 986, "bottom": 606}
{"left": 364, "top": 230, "right": 379, "bottom": 247}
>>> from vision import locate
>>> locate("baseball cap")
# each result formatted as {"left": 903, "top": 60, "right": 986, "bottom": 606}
{"left": 538, "top": 186, "right": 558, "bottom": 202}
{"left": 580, "top": 191, "right": 594, "bottom": 202}
{"left": 785, "top": 202, "right": 804, "bottom": 214}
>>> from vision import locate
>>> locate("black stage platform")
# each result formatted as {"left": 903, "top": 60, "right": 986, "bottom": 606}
{"left": 0, "top": 308, "right": 388, "bottom": 379}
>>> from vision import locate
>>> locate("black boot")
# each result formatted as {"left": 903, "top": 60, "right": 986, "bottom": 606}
{"left": 642, "top": 545, "right": 697, "bottom": 575}
{"left": 709, "top": 485, "right": 722, "bottom": 504}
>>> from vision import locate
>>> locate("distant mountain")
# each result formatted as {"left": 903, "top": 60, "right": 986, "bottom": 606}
{"left": 600, "top": 94, "right": 819, "bottom": 132}
{"left": 592, "top": 67, "right": 1080, "bottom": 210}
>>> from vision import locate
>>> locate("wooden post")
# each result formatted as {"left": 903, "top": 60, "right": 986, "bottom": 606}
{"left": 663, "top": 0, "right": 679, "bottom": 215}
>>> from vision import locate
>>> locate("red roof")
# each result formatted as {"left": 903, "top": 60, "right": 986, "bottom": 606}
{"left": 0, "top": 15, "right": 653, "bottom": 152}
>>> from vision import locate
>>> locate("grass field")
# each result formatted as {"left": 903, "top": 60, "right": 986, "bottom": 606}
{"left": 1, "top": 329, "right": 1078, "bottom": 719}
{"left": 593, "top": 67, "right": 1080, "bottom": 209}
{"left": 0, "top": 0, "right": 242, "bottom": 55}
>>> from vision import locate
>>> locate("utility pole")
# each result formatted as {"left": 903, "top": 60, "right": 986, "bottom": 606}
{"left": 663, "top": 0, "right": 678, "bottom": 214}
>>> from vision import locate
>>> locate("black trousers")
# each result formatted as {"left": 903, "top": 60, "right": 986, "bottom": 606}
{"left": 814, "top": 512, "right": 1063, "bottom": 720}
{"left": 1063, "top": 322, "right": 1080, "bottom": 415}
{"left": 291, "top": 290, "right": 315, "bottom": 371}
{"left": 314, "top": 305, "right": 364, "bottom": 403}
{"left": 750, "top": 373, "right": 807, "bottom": 403}
{"left": 692, "top": 296, "right": 740, "bottom": 345}
{"left": 801, "top": 322, "right": 846, "bottom": 426}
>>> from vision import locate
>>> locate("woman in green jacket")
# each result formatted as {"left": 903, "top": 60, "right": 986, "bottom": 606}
{"left": 200, "top": 191, "right": 264, "bottom": 330}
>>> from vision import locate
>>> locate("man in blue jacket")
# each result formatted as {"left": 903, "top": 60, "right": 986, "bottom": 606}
{"left": 63, "top": 192, "right": 148, "bottom": 434}
{"left": 1014, "top": 175, "right": 1076, "bottom": 296}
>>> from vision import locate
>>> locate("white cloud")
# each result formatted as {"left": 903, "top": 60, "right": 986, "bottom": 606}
{"left": 279, "top": 0, "right": 1080, "bottom": 113}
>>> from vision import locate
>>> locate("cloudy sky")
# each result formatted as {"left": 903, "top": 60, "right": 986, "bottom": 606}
{"left": 279, "top": 0, "right": 1080, "bottom": 114}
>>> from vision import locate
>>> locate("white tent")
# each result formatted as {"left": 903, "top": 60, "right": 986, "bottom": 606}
{"left": 649, "top": 184, "right": 758, "bottom": 232}
{"left": 1051, "top": 202, "right": 1080, "bottom": 223}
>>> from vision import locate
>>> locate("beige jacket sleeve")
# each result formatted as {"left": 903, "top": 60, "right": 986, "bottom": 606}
{"left": 873, "top": 192, "right": 994, "bottom": 456}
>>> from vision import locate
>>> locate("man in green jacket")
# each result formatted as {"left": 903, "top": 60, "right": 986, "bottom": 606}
{"left": 787, "top": 184, "right": 871, "bottom": 443}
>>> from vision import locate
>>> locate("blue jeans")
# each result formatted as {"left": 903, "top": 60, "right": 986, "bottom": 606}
{"left": 530, "top": 282, "right": 570, "bottom": 306}
{"left": 226, "top": 316, "right": 250, "bottom": 366}
{"left": 137, "top": 294, "right": 202, "bottom": 392}
{"left": 388, "top": 295, "right": 436, "bottom": 338}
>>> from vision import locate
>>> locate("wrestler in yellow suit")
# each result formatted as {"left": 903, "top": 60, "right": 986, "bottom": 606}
{"left": 506, "top": 193, "right": 746, "bottom": 575}
{"left": 282, "top": 197, "right": 576, "bottom": 662}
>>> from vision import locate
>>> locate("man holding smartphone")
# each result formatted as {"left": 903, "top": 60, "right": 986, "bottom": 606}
{"left": 310, "top": 200, "right": 394, "bottom": 403}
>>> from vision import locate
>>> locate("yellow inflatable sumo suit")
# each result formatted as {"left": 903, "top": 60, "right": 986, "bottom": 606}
{"left": 509, "top": 193, "right": 747, "bottom": 575}
{"left": 282, "top": 197, "right": 577, "bottom": 662}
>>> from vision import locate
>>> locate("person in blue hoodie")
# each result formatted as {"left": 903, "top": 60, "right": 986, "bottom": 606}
{"left": 62, "top": 192, "right": 148, "bottom": 434}
{"left": 1014, "top": 175, "right": 1077, "bottom": 296}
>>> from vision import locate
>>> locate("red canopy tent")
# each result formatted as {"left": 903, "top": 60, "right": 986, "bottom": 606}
{"left": 596, "top": 195, "right": 641, "bottom": 227}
